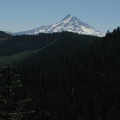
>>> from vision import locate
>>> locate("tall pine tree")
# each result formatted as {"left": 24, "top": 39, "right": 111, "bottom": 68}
{"left": 0, "top": 65, "right": 35, "bottom": 120}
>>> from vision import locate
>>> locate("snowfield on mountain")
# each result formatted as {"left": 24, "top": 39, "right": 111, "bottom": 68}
{"left": 14, "top": 14, "right": 104, "bottom": 37}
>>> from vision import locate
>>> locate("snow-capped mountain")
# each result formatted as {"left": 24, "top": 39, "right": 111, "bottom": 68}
{"left": 15, "top": 14, "right": 104, "bottom": 37}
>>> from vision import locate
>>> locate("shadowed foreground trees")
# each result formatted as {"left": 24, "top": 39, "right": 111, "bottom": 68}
{"left": 0, "top": 65, "right": 35, "bottom": 120}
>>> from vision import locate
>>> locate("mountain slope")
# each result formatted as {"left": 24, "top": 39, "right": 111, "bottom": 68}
{"left": 0, "top": 32, "right": 100, "bottom": 68}
{"left": 14, "top": 14, "right": 104, "bottom": 37}
{"left": 0, "top": 31, "right": 11, "bottom": 40}
{"left": 15, "top": 27, "right": 120, "bottom": 120}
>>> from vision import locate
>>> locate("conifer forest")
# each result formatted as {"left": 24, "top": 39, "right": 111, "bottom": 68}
{"left": 0, "top": 27, "right": 120, "bottom": 120}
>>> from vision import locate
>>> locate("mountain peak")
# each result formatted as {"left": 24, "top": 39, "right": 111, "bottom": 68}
{"left": 62, "top": 14, "right": 77, "bottom": 22}
{"left": 14, "top": 14, "right": 104, "bottom": 37}
{"left": 63, "top": 14, "right": 73, "bottom": 19}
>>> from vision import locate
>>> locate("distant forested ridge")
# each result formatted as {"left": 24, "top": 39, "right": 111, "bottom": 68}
{"left": 0, "top": 28, "right": 120, "bottom": 120}
{"left": 0, "top": 32, "right": 99, "bottom": 67}
{"left": 0, "top": 31, "right": 11, "bottom": 41}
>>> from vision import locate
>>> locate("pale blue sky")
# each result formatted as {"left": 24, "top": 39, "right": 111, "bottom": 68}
{"left": 0, "top": 0, "right": 120, "bottom": 34}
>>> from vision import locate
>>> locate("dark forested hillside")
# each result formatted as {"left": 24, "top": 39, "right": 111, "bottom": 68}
{"left": 0, "top": 28, "right": 120, "bottom": 120}
{"left": 0, "top": 32, "right": 99, "bottom": 68}
{"left": 0, "top": 33, "right": 59, "bottom": 56}
{"left": 0, "top": 31, "right": 11, "bottom": 41}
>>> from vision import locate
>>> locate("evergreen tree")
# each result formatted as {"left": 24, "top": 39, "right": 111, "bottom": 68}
{"left": 0, "top": 65, "right": 35, "bottom": 120}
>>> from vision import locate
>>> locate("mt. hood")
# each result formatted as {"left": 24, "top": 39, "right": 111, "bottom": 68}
{"left": 15, "top": 14, "right": 104, "bottom": 37}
